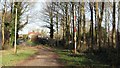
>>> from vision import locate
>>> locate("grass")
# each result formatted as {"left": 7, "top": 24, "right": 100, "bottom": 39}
{"left": 54, "top": 48, "right": 109, "bottom": 67}
{"left": 0, "top": 46, "right": 37, "bottom": 66}
{"left": 26, "top": 40, "right": 39, "bottom": 46}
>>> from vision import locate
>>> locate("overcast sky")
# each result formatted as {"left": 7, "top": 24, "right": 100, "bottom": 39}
{"left": 18, "top": 1, "right": 49, "bottom": 34}
{"left": 0, "top": 0, "right": 119, "bottom": 34}
{"left": 0, "top": 0, "right": 49, "bottom": 34}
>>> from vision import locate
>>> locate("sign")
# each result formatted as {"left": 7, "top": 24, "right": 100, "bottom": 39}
{"left": 74, "top": 27, "right": 77, "bottom": 32}
{"left": 74, "top": 16, "right": 76, "bottom": 21}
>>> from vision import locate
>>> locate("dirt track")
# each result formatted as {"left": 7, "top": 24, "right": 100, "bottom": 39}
{"left": 16, "top": 45, "right": 62, "bottom": 66}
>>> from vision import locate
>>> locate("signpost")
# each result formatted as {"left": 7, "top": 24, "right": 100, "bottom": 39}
{"left": 74, "top": 5, "right": 77, "bottom": 54}
{"left": 14, "top": 8, "right": 17, "bottom": 54}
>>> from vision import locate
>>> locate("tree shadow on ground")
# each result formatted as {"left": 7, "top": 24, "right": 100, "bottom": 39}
{"left": 83, "top": 47, "right": 120, "bottom": 67}
{"left": 31, "top": 38, "right": 120, "bottom": 67}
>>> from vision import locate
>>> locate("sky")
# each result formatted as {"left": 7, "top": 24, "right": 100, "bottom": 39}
{"left": 17, "top": 1, "right": 119, "bottom": 35}
{"left": 18, "top": 1, "right": 49, "bottom": 34}
{"left": 0, "top": 0, "right": 49, "bottom": 34}
{"left": 0, "top": 0, "right": 120, "bottom": 35}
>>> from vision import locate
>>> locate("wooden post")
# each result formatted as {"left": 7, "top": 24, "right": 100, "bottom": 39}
{"left": 14, "top": 8, "right": 17, "bottom": 54}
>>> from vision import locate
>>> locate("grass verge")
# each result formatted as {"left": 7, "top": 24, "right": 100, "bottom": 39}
{"left": 0, "top": 46, "right": 37, "bottom": 66}
{"left": 54, "top": 48, "right": 109, "bottom": 67}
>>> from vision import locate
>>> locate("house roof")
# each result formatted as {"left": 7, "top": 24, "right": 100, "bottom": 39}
{"left": 28, "top": 32, "right": 40, "bottom": 35}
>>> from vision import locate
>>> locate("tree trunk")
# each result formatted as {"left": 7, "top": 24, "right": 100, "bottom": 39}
{"left": 89, "top": 2, "right": 94, "bottom": 50}
{"left": 72, "top": 2, "right": 75, "bottom": 51}
{"left": 65, "top": 2, "right": 69, "bottom": 48}
{"left": 107, "top": 10, "right": 110, "bottom": 47}
{"left": 62, "top": 9, "right": 65, "bottom": 40}
{"left": 1, "top": 1, "right": 6, "bottom": 50}
{"left": 104, "top": 7, "right": 107, "bottom": 47}
{"left": 94, "top": 3, "right": 98, "bottom": 49}
{"left": 50, "top": 3, "right": 54, "bottom": 39}
{"left": 56, "top": 11, "right": 59, "bottom": 46}
{"left": 95, "top": 2, "right": 104, "bottom": 50}
{"left": 82, "top": 2, "right": 86, "bottom": 49}
{"left": 117, "top": 2, "right": 120, "bottom": 50}
{"left": 77, "top": 2, "right": 82, "bottom": 51}
{"left": 112, "top": 2, "right": 116, "bottom": 48}
{"left": 117, "top": 2, "right": 120, "bottom": 64}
